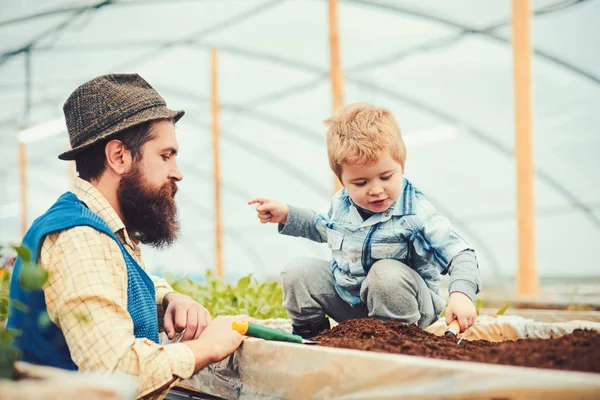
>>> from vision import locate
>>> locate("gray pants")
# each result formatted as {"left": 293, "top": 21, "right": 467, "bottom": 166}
{"left": 281, "top": 257, "right": 446, "bottom": 328}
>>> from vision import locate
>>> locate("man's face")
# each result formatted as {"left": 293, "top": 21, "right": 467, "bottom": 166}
{"left": 340, "top": 151, "right": 404, "bottom": 213}
{"left": 117, "top": 120, "right": 183, "bottom": 248}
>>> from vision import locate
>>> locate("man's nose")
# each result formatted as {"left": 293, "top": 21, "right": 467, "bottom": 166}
{"left": 170, "top": 161, "right": 183, "bottom": 182}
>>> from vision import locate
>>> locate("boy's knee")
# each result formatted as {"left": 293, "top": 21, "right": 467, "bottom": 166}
{"left": 368, "top": 259, "right": 415, "bottom": 291}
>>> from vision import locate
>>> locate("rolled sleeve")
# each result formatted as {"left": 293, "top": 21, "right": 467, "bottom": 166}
{"left": 278, "top": 205, "right": 327, "bottom": 243}
{"left": 448, "top": 250, "right": 481, "bottom": 303}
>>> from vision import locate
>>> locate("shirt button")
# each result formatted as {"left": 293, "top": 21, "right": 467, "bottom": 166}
{"left": 384, "top": 212, "right": 390, "bottom": 217}
{"left": 360, "top": 227, "right": 365, "bottom": 231}
{"left": 352, "top": 258, "right": 358, "bottom": 263}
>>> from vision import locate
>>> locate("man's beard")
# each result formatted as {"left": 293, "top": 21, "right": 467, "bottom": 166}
{"left": 117, "top": 164, "right": 180, "bottom": 249}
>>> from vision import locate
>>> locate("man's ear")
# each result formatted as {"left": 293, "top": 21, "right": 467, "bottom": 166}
{"left": 105, "top": 139, "right": 132, "bottom": 175}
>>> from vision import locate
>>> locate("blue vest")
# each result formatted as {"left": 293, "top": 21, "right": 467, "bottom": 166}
{"left": 6, "top": 192, "right": 159, "bottom": 370}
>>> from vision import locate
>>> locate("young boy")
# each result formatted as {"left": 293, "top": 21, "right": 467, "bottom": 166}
{"left": 249, "top": 103, "right": 480, "bottom": 338}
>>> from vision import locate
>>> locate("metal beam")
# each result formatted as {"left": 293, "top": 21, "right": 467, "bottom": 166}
{"left": 109, "top": 0, "right": 284, "bottom": 71}
{"left": 344, "top": 0, "right": 599, "bottom": 85}
{"left": 0, "top": 0, "right": 112, "bottom": 67}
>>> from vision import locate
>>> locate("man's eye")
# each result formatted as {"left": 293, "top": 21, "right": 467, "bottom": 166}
{"left": 162, "top": 155, "right": 170, "bottom": 161}
{"left": 355, "top": 182, "right": 366, "bottom": 187}
{"left": 381, "top": 175, "right": 392, "bottom": 181}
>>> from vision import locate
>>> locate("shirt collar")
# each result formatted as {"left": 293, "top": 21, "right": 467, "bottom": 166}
{"left": 391, "top": 177, "right": 416, "bottom": 217}
{"left": 73, "top": 178, "right": 139, "bottom": 247}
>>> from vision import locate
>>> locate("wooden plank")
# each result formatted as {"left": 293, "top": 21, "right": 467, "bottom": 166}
{"left": 211, "top": 48, "right": 224, "bottom": 279}
{"left": 328, "top": 0, "right": 344, "bottom": 193}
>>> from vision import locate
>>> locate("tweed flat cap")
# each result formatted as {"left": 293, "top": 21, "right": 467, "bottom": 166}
{"left": 59, "top": 73, "right": 184, "bottom": 160}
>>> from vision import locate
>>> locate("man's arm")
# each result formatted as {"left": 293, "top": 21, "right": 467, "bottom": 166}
{"left": 42, "top": 227, "right": 196, "bottom": 399}
{"left": 152, "top": 275, "right": 175, "bottom": 311}
{"left": 151, "top": 275, "right": 175, "bottom": 332}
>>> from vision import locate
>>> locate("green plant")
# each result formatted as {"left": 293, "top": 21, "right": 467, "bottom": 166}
{"left": 475, "top": 298, "right": 484, "bottom": 315}
{"left": 0, "top": 244, "right": 49, "bottom": 381}
{"left": 164, "top": 270, "right": 287, "bottom": 319}
{"left": 495, "top": 302, "right": 511, "bottom": 316}
{"left": 0, "top": 270, "right": 9, "bottom": 323}
{"left": 0, "top": 328, "right": 20, "bottom": 380}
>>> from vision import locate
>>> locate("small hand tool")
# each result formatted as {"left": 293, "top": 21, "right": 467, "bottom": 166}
{"left": 445, "top": 319, "right": 464, "bottom": 344}
{"left": 232, "top": 320, "right": 319, "bottom": 344}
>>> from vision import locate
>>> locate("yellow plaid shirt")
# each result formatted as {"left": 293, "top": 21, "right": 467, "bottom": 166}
{"left": 40, "top": 178, "right": 195, "bottom": 399}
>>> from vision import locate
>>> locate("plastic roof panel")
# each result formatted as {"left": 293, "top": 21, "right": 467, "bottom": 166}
{"left": 0, "top": 0, "right": 598, "bottom": 282}
{"left": 498, "top": 0, "right": 600, "bottom": 78}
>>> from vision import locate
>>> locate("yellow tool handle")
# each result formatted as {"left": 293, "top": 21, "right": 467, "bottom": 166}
{"left": 232, "top": 320, "right": 303, "bottom": 343}
{"left": 232, "top": 320, "right": 249, "bottom": 335}
{"left": 445, "top": 319, "right": 461, "bottom": 336}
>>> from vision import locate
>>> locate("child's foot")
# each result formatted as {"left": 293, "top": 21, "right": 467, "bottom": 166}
{"left": 292, "top": 318, "right": 331, "bottom": 339}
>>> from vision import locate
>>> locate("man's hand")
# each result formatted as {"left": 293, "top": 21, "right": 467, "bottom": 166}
{"left": 163, "top": 292, "right": 212, "bottom": 341}
{"left": 185, "top": 315, "right": 249, "bottom": 373}
{"left": 248, "top": 197, "right": 289, "bottom": 224}
{"left": 445, "top": 292, "right": 476, "bottom": 332}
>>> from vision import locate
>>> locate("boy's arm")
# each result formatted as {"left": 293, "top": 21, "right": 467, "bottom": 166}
{"left": 447, "top": 250, "right": 480, "bottom": 303}
{"left": 413, "top": 212, "right": 481, "bottom": 303}
{"left": 278, "top": 205, "right": 328, "bottom": 243}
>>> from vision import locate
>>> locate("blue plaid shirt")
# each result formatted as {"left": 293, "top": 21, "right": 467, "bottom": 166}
{"left": 280, "top": 177, "right": 479, "bottom": 306}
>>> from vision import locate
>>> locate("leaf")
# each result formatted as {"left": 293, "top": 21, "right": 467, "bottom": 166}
{"left": 38, "top": 311, "right": 51, "bottom": 328}
{"left": 258, "top": 305, "right": 271, "bottom": 316}
{"left": 475, "top": 298, "right": 485, "bottom": 316}
{"left": 12, "top": 245, "right": 32, "bottom": 263}
{"left": 74, "top": 312, "right": 91, "bottom": 324}
{"left": 495, "top": 302, "right": 511, "bottom": 316}
{"left": 236, "top": 276, "right": 251, "bottom": 291}
{"left": 0, "top": 327, "right": 21, "bottom": 380}
{"left": 162, "top": 272, "right": 175, "bottom": 285}
{"left": 10, "top": 300, "right": 29, "bottom": 313}
{"left": 18, "top": 264, "right": 49, "bottom": 291}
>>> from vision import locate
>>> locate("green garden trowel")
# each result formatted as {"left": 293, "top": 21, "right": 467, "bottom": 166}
{"left": 232, "top": 320, "right": 318, "bottom": 344}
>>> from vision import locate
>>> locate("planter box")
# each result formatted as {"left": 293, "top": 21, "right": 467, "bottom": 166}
{"left": 0, "top": 362, "right": 136, "bottom": 400}
{"left": 181, "top": 317, "right": 600, "bottom": 399}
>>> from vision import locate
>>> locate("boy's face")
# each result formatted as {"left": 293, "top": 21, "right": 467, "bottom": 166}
{"left": 340, "top": 152, "right": 404, "bottom": 213}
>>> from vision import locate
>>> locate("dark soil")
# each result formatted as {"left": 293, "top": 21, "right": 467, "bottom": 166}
{"left": 314, "top": 318, "right": 600, "bottom": 374}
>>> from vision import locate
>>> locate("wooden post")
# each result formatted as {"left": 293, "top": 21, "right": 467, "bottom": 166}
{"left": 19, "top": 142, "right": 27, "bottom": 236}
{"left": 329, "top": 0, "right": 344, "bottom": 192}
{"left": 211, "top": 48, "right": 224, "bottom": 279}
{"left": 512, "top": 0, "right": 538, "bottom": 298}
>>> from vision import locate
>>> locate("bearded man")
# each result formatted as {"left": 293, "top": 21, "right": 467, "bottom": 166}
{"left": 7, "top": 74, "right": 245, "bottom": 399}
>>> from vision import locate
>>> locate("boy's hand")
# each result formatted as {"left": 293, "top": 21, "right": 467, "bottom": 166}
{"left": 248, "top": 198, "right": 289, "bottom": 224}
{"left": 445, "top": 292, "right": 476, "bottom": 332}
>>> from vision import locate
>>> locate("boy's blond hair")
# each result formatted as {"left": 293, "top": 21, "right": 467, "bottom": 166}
{"left": 325, "top": 103, "right": 406, "bottom": 180}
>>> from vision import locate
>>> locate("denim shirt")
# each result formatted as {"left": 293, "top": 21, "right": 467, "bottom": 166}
{"left": 280, "top": 177, "right": 480, "bottom": 306}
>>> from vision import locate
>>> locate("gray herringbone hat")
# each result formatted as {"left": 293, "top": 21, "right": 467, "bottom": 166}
{"left": 58, "top": 73, "right": 184, "bottom": 160}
